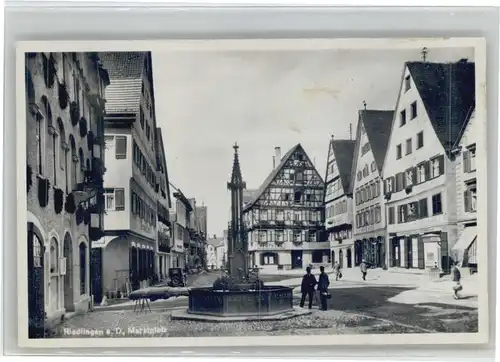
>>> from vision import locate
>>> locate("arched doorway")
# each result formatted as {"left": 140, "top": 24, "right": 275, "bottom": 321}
{"left": 27, "top": 222, "right": 45, "bottom": 338}
{"left": 339, "top": 249, "right": 344, "bottom": 269}
{"left": 63, "top": 233, "right": 74, "bottom": 311}
{"left": 346, "top": 248, "right": 352, "bottom": 268}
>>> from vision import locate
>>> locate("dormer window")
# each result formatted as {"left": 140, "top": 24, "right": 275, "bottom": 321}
{"left": 405, "top": 75, "right": 411, "bottom": 92}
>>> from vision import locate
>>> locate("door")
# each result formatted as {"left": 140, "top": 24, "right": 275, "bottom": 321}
{"left": 331, "top": 250, "right": 335, "bottom": 266}
{"left": 27, "top": 223, "right": 45, "bottom": 339}
{"left": 130, "top": 247, "right": 139, "bottom": 290}
{"left": 392, "top": 238, "right": 401, "bottom": 267}
{"left": 406, "top": 238, "right": 413, "bottom": 268}
{"left": 354, "top": 241, "right": 362, "bottom": 266}
{"left": 91, "top": 248, "right": 103, "bottom": 304}
{"left": 291, "top": 250, "right": 303, "bottom": 269}
{"left": 346, "top": 248, "right": 352, "bottom": 268}
{"left": 339, "top": 249, "right": 344, "bottom": 268}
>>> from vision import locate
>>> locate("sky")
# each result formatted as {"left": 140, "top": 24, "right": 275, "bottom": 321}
{"left": 152, "top": 46, "right": 474, "bottom": 237}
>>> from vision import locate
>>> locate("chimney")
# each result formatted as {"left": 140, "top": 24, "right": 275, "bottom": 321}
{"left": 275, "top": 147, "right": 281, "bottom": 164}
{"left": 273, "top": 156, "right": 276, "bottom": 169}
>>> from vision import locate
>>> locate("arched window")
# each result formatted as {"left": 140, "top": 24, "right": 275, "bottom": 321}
{"left": 25, "top": 68, "right": 35, "bottom": 105}
{"left": 58, "top": 119, "right": 68, "bottom": 192}
{"left": 50, "top": 238, "right": 59, "bottom": 274}
{"left": 69, "top": 135, "right": 77, "bottom": 191}
{"left": 79, "top": 242, "right": 87, "bottom": 295}
{"left": 78, "top": 148, "right": 85, "bottom": 183}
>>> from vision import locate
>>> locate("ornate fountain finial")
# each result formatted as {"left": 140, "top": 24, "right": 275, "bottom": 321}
{"left": 229, "top": 142, "right": 244, "bottom": 187}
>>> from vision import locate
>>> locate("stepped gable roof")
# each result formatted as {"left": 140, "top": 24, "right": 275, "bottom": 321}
{"left": 330, "top": 140, "right": 356, "bottom": 194}
{"left": 359, "top": 110, "right": 394, "bottom": 172}
{"left": 406, "top": 60, "right": 475, "bottom": 151}
{"left": 99, "top": 52, "right": 147, "bottom": 114}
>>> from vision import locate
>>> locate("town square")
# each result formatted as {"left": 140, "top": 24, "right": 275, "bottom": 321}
{"left": 24, "top": 44, "right": 480, "bottom": 339}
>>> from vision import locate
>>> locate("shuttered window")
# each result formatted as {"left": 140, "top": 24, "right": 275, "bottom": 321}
{"left": 388, "top": 207, "right": 395, "bottom": 224}
{"left": 395, "top": 173, "right": 404, "bottom": 192}
{"left": 418, "top": 198, "right": 428, "bottom": 218}
{"left": 115, "top": 188, "right": 125, "bottom": 210}
{"left": 115, "top": 136, "right": 127, "bottom": 159}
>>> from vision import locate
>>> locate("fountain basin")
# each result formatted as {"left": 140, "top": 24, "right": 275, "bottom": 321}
{"left": 187, "top": 285, "right": 294, "bottom": 317}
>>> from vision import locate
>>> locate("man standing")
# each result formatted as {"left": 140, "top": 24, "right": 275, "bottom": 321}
{"left": 451, "top": 262, "right": 462, "bottom": 300}
{"left": 333, "top": 261, "right": 341, "bottom": 281}
{"left": 360, "top": 260, "right": 368, "bottom": 281}
{"left": 300, "top": 266, "right": 317, "bottom": 309}
{"left": 317, "top": 266, "right": 330, "bottom": 311}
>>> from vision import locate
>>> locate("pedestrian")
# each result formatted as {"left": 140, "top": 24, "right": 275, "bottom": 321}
{"left": 451, "top": 262, "right": 462, "bottom": 300}
{"left": 360, "top": 260, "right": 368, "bottom": 281}
{"left": 333, "top": 261, "right": 341, "bottom": 281}
{"left": 317, "top": 266, "right": 330, "bottom": 311}
{"left": 300, "top": 266, "right": 317, "bottom": 309}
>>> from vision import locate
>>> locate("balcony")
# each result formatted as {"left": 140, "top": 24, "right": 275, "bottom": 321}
{"left": 158, "top": 231, "right": 171, "bottom": 253}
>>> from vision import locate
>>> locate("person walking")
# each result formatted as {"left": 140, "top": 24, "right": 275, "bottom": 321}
{"left": 317, "top": 266, "right": 330, "bottom": 311}
{"left": 451, "top": 262, "right": 462, "bottom": 300}
{"left": 300, "top": 266, "right": 317, "bottom": 309}
{"left": 333, "top": 261, "right": 341, "bottom": 281}
{"left": 360, "top": 260, "right": 368, "bottom": 281}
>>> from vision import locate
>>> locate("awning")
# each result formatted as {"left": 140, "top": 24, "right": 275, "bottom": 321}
{"left": 451, "top": 226, "right": 477, "bottom": 264}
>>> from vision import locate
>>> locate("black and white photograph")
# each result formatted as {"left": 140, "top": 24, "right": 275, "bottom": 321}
{"left": 17, "top": 38, "right": 488, "bottom": 347}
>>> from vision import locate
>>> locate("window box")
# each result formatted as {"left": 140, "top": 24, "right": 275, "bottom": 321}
{"left": 79, "top": 117, "right": 88, "bottom": 138}
{"left": 37, "top": 175, "right": 50, "bottom": 208}
{"left": 70, "top": 101, "right": 80, "bottom": 126}
{"left": 405, "top": 185, "right": 413, "bottom": 194}
{"left": 58, "top": 82, "right": 69, "bottom": 109}
{"left": 53, "top": 188, "right": 64, "bottom": 214}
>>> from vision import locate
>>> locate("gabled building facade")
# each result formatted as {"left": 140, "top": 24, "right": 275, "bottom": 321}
{"left": 352, "top": 110, "right": 394, "bottom": 268}
{"left": 324, "top": 139, "right": 356, "bottom": 269}
{"left": 93, "top": 52, "right": 160, "bottom": 296}
{"left": 244, "top": 144, "right": 327, "bottom": 271}
{"left": 382, "top": 60, "right": 475, "bottom": 273}
{"left": 154, "top": 127, "right": 172, "bottom": 280}
{"left": 25, "top": 52, "right": 109, "bottom": 335}
{"left": 172, "top": 190, "right": 192, "bottom": 269}
{"left": 451, "top": 108, "right": 478, "bottom": 272}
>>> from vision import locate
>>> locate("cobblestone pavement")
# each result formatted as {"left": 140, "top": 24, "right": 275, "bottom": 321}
{"left": 52, "top": 285, "right": 477, "bottom": 338}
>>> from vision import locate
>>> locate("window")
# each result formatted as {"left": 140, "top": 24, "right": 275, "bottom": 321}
{"left": 395, "top": 172, "right": 404, "bottom": 192}
{"left": 417, "top": 163, "right": 426, "bottom": 183}
{"left": 408, "top": 202, "right": 418, "bottom": 221}
{"left": 105, "top": 190, "right": 115, "bottom": 210}
{"left": 431, "top": 156, "right": 444, "bottom": 178}
{"left": 115, "top": 136, "right": 127, "bottom": 159}
{"left": 396, "top": 144, "right": 402, "bottom": 159}
{"left": 432, "top": 193, "right": 442, "bottom": 215}
{"left": 293, "top": 231, "right": 301, "bottom": 241}
{"left": 115, "top": 188, "right": 125, "bottom": 210}
{"left": 418, "top": 198, "right": 428, "bottom": 218}
{"left": 276, "top": 231, "right": 284, "bottom": 242}
{"left": 52, "top": 131, "right": 58, "bottom": 184}
{"left": 388, "top": 207, "right": 395, "bottom": 224}
{"left": 417, "top": 131, "right": 424, "bottom": 149}
{"left": 370, "top": 161, "right": 377, "bottom": 172}
{"left": 140, "top": 108, "right": 145, "bottom": 129}
{"left": 411, "top": 101, "right": 418, "bottom": 119}
{"left": 357, "top": 171, "right": 362, "bottom": 181}
{"left": 312, "top": 250, "right": 324, "bottom": 263}
{"left": 294, "top": 191, "right": 302, "bottom": 203}
{"left": 405, "top": 138, "right": 412, "bottom": 155}
{"left": 405, "top": 168, "right": 414, "bottom": 187}
{"left": 404, "top": 75, "right": 411, "bottom": 92}
{"left": 362, "top": 143, "right": 371, "bottom": 156}
{"left": 50, "top": 238, "right": 58, "bottom": 274}
{"left": 79, "top": 242, "right": 87, "bottom": 295}
{"left": 309, "top": 231, "right": 317, "bottom": 242}
{"left": 385, "top": 177, "right": 394, "bottom": 193}
{"left": 400, "top": 109, "right": 406, "bottom": 126}
{"left": 35, "top": 111, "right": 44, "bottom": 175}
{"left": 262, "top": 252, "right": 277, "bottom": 265}
{"left": 295, "top": 172, "right": 304, "bottom": 182}
{"left": 463, "top": 145, "right": 476, "bottom": 173}
{"left": 104, "top": 188, "right": 125, "bottom": 211}
{"left": 375, "top": 206, "right": 381, "bottom": 223}
{"left": 464, "top": 183, "right": 477, "bottom": 212}
{"left": 146, "top": 123, "right": 151, "bottom": 141}
{"left": 375, "top": 180, "right": 380, "bottom": 196}
{"left": 398, "top": 205, "right": 407, "bottom": 223}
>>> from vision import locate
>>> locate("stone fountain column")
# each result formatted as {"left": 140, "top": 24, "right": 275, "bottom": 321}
{"left": 226, "top": 143, "right": 248, "bottom": 281}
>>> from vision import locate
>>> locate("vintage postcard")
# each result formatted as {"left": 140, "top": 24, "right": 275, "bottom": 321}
{"left": 16, "top": 38, "right": 488, "bottom": 348}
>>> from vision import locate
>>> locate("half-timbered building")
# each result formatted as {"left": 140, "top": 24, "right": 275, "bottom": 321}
{"left": 244, "top": 144, "right": 327, "bottom": 271}
{"left": 351, "top": 110, "right": 393, "bottom": 268}
{"left": 382, "top": 59, "right": 475, "bottom": 273}
{"left": 324, "top": 138, "right": 356, "bottom": 269}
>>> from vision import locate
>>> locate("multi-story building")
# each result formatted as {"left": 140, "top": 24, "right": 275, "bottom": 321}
{"left": 154, "top": 127, "right": 172, "bottom": 280}
{"left": 352, "top": 110, "right": 394, "bottom": 268}
{"left": 451, "top": 108, "right": 478, "bottom": 272}
{"left": 206, "top": 235, "right": 225, "bottom": 270}
{"left": 382, "top": 59, "right": 475, "bottom": 273}
{"left": 172, "top": 190, "right": 192, "bottom": 269}
{"left": 92, "top": 52, "right": 159, "bottom": 295}
{"left": 324, "top": 138, "right": 356, "bottom": 269}
{"left": 244, "top": 145, "right": 327, "bottom": 271}
{"left": 26, "top": 52, "right": 109, "bottom": 335}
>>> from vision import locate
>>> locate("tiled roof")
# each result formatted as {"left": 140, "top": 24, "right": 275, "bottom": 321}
{"left": 330, "top": 140, "right": 356, "bottom": 194}
{"left": 360, "top": 110, "right": 394, "bottom": 172}
{"left": 243, "top": 144, "right": 320, "bottom": 211}
{"left": 99, "top": 52, "right": 146, "bottom": 114}
{"left": 407, "top": 60, "right": 475, "bottom": 151}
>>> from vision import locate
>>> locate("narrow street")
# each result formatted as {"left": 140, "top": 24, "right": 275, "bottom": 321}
{"left": 52, "top": 271, "right": 478, "bottom": 338}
